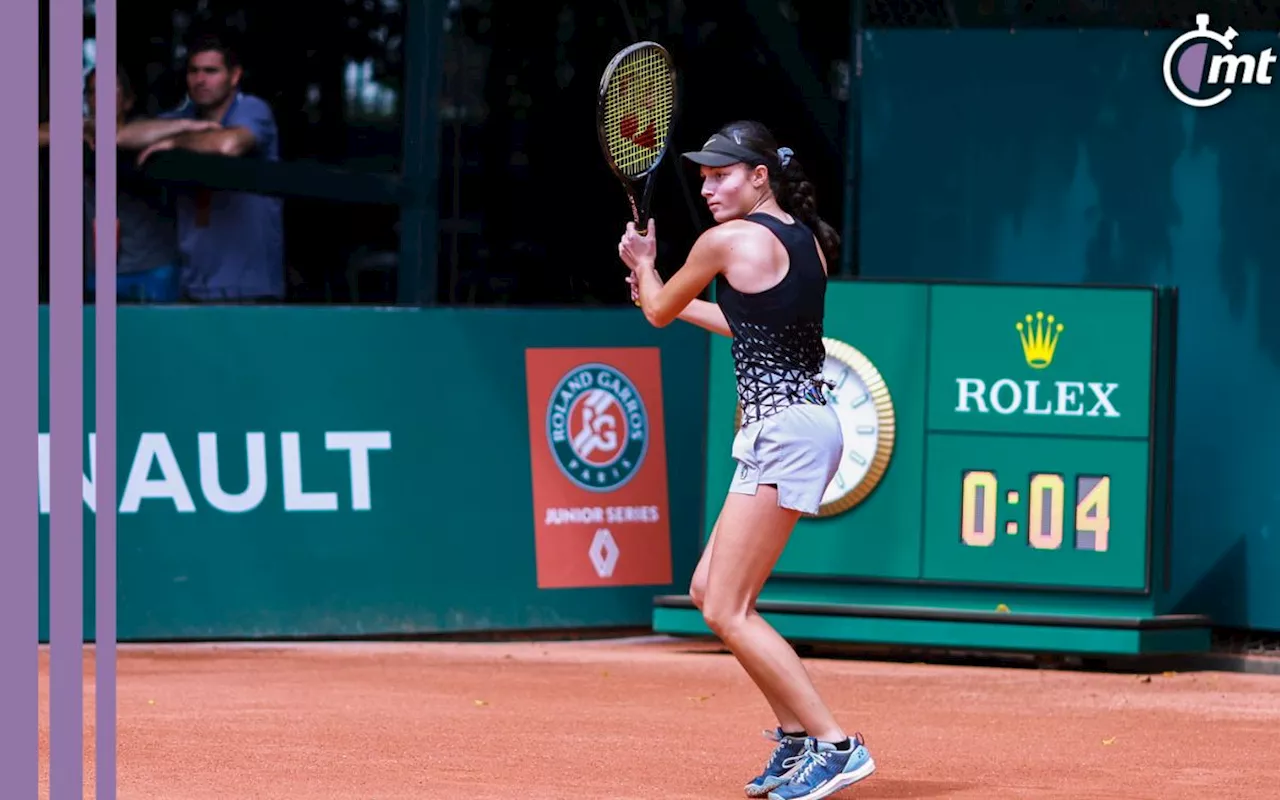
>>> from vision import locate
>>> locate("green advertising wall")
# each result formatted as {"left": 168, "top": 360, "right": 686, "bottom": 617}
{"left": 37, "top": 306, "right": 709, "bottom": 641}
{"left": 858, "top": 28, "right": 1280, "bottom": 632}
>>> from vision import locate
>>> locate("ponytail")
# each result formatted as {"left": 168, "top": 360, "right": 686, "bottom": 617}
{"left": 771, "top": 151, "right": 841, "bottom": 269}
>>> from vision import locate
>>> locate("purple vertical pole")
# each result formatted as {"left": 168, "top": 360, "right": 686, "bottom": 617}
{"left": 49, "top": 0, "right": 85, "bottom": 795}
{"left": 94, "top": 0, "right": 119, "bottom": 797}
{"left": 0, "top": 0, "right": 39, "bottom": 796}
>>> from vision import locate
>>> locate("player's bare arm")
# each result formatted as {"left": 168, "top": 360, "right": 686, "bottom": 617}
{"left": 675, "top": 298, "right": 732, "bottom": 337}
{"left": 620, "top": 220, "right": 748, "bottom": 329}
{"left": 626, "top": 270, "right": 732, "bottom": 336}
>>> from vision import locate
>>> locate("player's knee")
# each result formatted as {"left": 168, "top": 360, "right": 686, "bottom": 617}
{"left": 700, "top": 593, "right": 747, "bottom": 639}
{"left": 689, "top": 575, "right": 706, "bottom": 610}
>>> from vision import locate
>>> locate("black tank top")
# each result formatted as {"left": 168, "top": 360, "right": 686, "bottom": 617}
{"left": 715, "top": 212, "right": 830, "bottom": 427}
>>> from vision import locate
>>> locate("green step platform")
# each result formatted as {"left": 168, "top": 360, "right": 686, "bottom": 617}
{"left": 652, "top": 594, "right": 1211, "bottom": 656}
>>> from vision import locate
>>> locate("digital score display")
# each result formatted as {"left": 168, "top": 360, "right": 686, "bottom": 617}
{"left": 962, "top": 472, "right": 1110, "bottom": 552}
{"left": 922, "top": 432, "right": 1151, "bottom": 590}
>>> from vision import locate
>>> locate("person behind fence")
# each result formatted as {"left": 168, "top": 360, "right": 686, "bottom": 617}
{"left": 46, "top": 65, "right": 203, "bottom": 302}
{"left": 618, "top": 120, "right": 876, "bottom": 800}
{"left": 139, "top": 32, "right": 284, "bottom": 303}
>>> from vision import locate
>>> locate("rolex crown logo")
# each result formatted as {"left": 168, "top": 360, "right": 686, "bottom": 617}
{"left": 1016, "top": 311, "right": 1064, "bottom": 369}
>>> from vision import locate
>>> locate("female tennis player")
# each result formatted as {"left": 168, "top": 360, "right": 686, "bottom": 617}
{"left": 618, "top": 120, "right": 875, "bottom": 800}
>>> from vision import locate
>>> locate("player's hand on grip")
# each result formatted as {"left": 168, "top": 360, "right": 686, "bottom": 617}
{"left": 617, "top": 219, "right": 657, "bottom": 272}
{"left": 625, "top": 272, "right": 640, "bottom": 303}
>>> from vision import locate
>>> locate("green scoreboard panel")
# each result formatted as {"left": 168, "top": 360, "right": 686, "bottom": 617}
{"left": 696, "top": 279, "right": 1177, "bottom": 598}
{"left": 922, "top": 284, "right": 1157, "bottom": 592}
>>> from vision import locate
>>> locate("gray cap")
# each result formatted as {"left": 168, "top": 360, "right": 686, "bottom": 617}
{"left": 681, "top": 132, "right": 768, "bottom": 167}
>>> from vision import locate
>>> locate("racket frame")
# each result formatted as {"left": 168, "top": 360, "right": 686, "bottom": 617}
{"left": 596, "top": 40, "right": 679, "bottom": 236}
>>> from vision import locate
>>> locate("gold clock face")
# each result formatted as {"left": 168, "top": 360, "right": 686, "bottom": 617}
{"left": 734, "top": 337, "right": 896, "bottom": 518}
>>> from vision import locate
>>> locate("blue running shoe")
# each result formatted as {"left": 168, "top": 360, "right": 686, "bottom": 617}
{"left": 744, "top": 728, "right": 808, "bottom": 797}
{"left": 766, "top": 735, "right": 875, "bottom": 800}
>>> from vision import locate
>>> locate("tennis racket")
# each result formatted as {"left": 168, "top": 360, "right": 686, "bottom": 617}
{"left": 597, "top": 41, "right": 678, "bottom": 305}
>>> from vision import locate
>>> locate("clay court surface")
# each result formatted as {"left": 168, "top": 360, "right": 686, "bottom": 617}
{"left": 38, "top": 636, "right": 1280, "bottom": 799}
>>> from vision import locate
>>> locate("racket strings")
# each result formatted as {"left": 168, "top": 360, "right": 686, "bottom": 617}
{"left": 603, "top": 47, "right": 674, "bottom": 178}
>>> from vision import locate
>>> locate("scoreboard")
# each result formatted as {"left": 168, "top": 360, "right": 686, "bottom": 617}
{"left": 698, "top": 279, "right": 1178, "bottom": 599}
{"left": 920, "top": 284, "right": 1160, "bottom": 592}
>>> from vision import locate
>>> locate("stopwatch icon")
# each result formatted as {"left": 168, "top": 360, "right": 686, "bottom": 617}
{"left": 1162, "top": 13, "right": 1238, "bottom": 108}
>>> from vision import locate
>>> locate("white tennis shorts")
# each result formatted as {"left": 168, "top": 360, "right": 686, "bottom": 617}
{"left": 728, "top": 402, "right": 843, "bottom": 515}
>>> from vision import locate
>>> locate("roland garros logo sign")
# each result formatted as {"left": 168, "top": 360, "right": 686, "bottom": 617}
{"left": 545, "top": 362, "right": 649, "bottom": 492}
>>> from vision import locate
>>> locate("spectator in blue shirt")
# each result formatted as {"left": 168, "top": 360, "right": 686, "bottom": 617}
{"left": 140, "top": 33, "right": 284, "bottom": 302}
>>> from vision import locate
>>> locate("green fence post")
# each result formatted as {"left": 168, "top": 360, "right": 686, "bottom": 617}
{"left": 398, "top": 0, "right": 446, "bottom": 306}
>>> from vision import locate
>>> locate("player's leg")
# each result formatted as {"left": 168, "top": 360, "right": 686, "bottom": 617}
{"left": 701, "top": 487, "right": 843, "bottom": 740}
{"left": 709, "top": 404, "right": 875, "bottom": 800}
{"left": 693, "top": 508, "right": 809, "bottom": 798}
{"left": 704, "top": 487, "right": 873, "bottom": 800}
{"left": 692, "top": 512, "right": 805, "bottom": 732}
